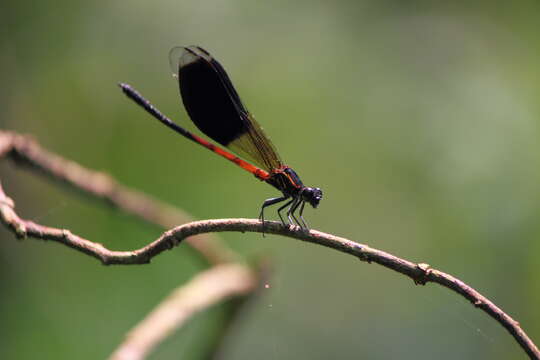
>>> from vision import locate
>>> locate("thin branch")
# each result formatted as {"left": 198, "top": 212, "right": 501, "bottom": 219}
{"left": 2, "top": 185, "right": 538, "bottom": 360}
{"left": 109, "top": 263, "right": 258, "bottom": 360}
{"left": 0, "top": 130, "right": 236, "bottom": 264}
{"left": 127, "top": 220, "right": 540, "bottom": 360}
{"left": 170, "top": 220, "right": 540, "bottom": 360}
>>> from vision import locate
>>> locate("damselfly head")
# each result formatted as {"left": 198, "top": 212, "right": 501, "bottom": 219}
{"left": 303, "top": 187, "right": 323, "bottom": 208}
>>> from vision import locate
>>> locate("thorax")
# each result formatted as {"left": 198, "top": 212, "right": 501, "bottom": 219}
{"left": 265, "top": 166, "right": 304, "bottom": 196}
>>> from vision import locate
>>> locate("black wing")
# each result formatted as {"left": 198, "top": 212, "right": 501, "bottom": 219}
{"left": 169, "top": 45, "right": 283, "bottom": 172}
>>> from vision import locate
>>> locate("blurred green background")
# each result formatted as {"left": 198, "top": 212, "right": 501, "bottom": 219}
{"left": 2, "top": 1, "right": 540, "bottom": 359}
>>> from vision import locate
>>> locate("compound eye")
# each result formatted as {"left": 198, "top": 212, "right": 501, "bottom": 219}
{"left": 304, "top": 187, "right": 322, "bottom": 208}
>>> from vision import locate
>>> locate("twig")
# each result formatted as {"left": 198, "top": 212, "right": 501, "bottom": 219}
{"left": 1, "top": 187, "right": 538, "bottom": 360}
{"left": 109, "top": 263, "right": 258, "bottom": 360}
{"left": 0, "top": 130, "right": 236, "bottom": 264}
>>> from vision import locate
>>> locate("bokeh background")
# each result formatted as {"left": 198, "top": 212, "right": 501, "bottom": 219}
{"left": 2, "top": 1, "right": 540, "bottom": 359}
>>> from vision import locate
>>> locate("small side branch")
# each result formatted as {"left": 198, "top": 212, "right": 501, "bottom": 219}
{"left": 109, "top": 263, "right": 258, "bottom": 360}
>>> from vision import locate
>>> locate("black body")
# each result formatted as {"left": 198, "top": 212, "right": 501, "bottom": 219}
{"left": 121, "top": 45, "right": 323, "bottom": 231}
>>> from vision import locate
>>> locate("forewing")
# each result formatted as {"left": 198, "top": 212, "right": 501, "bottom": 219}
{"left": 169, "top": 46, "right": 282, "bottom": 172}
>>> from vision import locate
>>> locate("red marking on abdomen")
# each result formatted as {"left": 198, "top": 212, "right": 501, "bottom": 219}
{"left": 191, "top": 133, "right": 270, "bottom": 180}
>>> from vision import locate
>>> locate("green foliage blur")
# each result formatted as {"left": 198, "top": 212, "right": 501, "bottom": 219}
{"left": 1, "top": 1, "right": 540, "bottom": 359}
